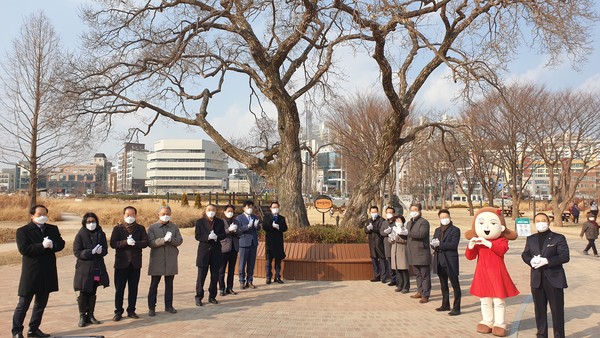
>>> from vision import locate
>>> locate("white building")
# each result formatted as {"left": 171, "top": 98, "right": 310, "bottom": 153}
{"left": 116, "top": 143, "right": 148, "bottom": 193}
{"left": 145, "top": 139, "right": 229, "bottom": 194}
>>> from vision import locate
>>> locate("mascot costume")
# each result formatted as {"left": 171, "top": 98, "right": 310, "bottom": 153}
{"left": 465, "top": 207, "right": 519, "bottom": 337}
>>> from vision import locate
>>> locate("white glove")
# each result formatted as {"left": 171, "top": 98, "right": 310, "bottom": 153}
{"left": 228, "top": 224, "right": 237, "bottom": 232}
{"left": 388, "top": 234, "right": 397, "bottom": 243}
{"left": 366, "top": 223, "right": 373, "bottom": 231}
{"left": 273, "top": 222, "right": 280, "bottom": 230}
{"left": 93, "top": 244, "right": 103, "bottom": 254}
{"left": 164, "top": 231, "right": 172, "bottom": 242}
{"left": 398, "top": 227, "right": 408, "bottom": 236}
{"left": 430, "top": 238, "right": 440, "bottom": 248}
{"left": 42, "top": 236, "right": 53, "bottom": 249}
{"left": 468, "top": 237, "right": 478, "bottom": 249}
{"left": 208, "top": 230, "right": 218, "bottom": 241}
{"left": 384, "top": 227, "right": 392, "bottom": 234}
{"left": 253, "top": 219, "right": 260, "bottom": 228}
{"left": 126, "top": 234, "right": 136, "bottom": 246}
{"left": 530, "top": 255, "right": 541, "bottom": 267}
{"left": 533, "top": 257, "right": 549, "bottom": 269}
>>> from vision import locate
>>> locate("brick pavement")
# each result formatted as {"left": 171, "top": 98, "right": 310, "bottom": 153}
{"left": 1, "top": 220, "right": 599, "bottom": 337}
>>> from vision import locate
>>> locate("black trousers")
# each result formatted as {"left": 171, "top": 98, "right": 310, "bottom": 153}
{"left": 386, "top": 257, "right": 397, "bottom": 283}
{"left": 395, "top": 269, "right": 410, "bottom": 291}
{"left": 114, "top": 263, "right": 141, "bottom": 314}
{"left": 371, "top": 258, "right": 387, "bottom": 280}
{"left": 413, "top": 265, "right": 431, "bottom": 297}
{"left": 12, "top": 291, "right": 49, "bottom": 335}
{"left": 148, "top": 275, "right": 174, "bottom": 310}
{"left": 265, "top": 250, "right": 282, "bottom": 279}
{"left": 532, "top": 275, "right": 565, "bottom": 338}
{"left": 437, "top": 265, "right": 461, "bottom": 310}
{"left": 584, "top": 239, "right": 598, "bottom": 255}
{"left": 196, "top": 264, "right": 220, "bottom": 300}
{"left": 219, "top": 250, "right": 238, "bottom": 291}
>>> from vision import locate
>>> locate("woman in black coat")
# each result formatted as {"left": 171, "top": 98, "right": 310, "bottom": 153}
{"left": 73, "top": 212, "right": 109, "bottom": 327}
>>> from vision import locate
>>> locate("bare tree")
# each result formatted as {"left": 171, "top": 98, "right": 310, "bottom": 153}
{"left": 0, "top": 12, "right": 86, "bottom": 210}
{"left": 529, "top": 89, "right": 600, "bottom": 226}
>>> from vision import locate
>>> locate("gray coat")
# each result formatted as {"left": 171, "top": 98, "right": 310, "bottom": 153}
{"left": 379, "top": 219, "right": 394, "bottom": 258}
{"left": 147, "top": 221, "right": 183, "bottom": 276}
{"left": 390, "top": 234, "right": 409, "bottom": 270}
{"left": 406, "top": 216, "right": 431, "bottom": 266}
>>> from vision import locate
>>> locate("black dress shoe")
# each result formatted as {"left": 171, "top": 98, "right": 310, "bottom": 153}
{"left": 388, "top": 281, "right": 397, "bottom": 286}
{"left": 226, "top": 289, "right": 237, "bottom": 295}
{"left": 448, "top": 309, "right": 461, "bottom": 316}
{"left": 275, "top": 277, "right": 284, "bottom": 284}
{"left": 240, "top": 282, "right": 247, "bottom": 290}
{"left": 208, "top": 298, "right": 218, "bottom": 304}
{"left": 26, "top": 329, "right": 50, "bottom": 337}
{"left": 127, "top": 311, "right": 139, "bottom": 319}
{"left": 13, "top": 334, "right": 24, "bottom": 338}
{"left": 220, "top": 289, "right": 226, "bottom": 296}
{"left": 195, "top": 298, "right": 203, "bottom": 306}
{"left": 148, "top": 309, "right": 156, "bottom": 317}
{"left": 166, "top": 307, "right": 178, "bottom": 314}
{"left": 113, "top": 312, "right": 123, "bottom": 321}
{"left": 435, "top": 306, "right": 451, "bottom": 312}
{"left": 247, "top": 282, "right": 257, "bottom": 289}
{"left": 266, "top": 278, "right": 272, "bottom": 284}
{"left": 369, "top": 278, "right": 381, "bottom": 282}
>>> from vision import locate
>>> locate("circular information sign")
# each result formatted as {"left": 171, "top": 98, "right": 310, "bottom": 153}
{"left": 314, "top": 195, "right": 333, "bottom": 213}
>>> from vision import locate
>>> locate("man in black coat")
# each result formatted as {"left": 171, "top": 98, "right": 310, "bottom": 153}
{"left": 431, "top": 209, "right": 461, "bottom": 316}
{"left": 219, "top": 204, "right": 240, "bottom": 296}
{"left": 195, "top": 204, "right": 226, "bottom": 306}
{"left": 109, "top": 206, "right": 148, "bottom": 321}
{"left": 263, "top": 201, "right": 288, "bottom": 284}
{"left": 363, "top": 206, "right": 387, "bottom": 282}
{"left": 12, "top": 205, "right": 65, "bottom": 338}
{"left": 522, "top": 212, "right": 570, "bottom": 338}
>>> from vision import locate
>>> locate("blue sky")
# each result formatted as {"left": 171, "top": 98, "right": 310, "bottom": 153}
{"left": 1, "top": 1, "right": 599, "bottom": 168}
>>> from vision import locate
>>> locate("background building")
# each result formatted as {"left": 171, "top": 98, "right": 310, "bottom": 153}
{"left": 145, "top": 139, "right": 229, "bottom": 194}
{"left": 0, "top": 168, "right": 15, "bottom": 192}
{"left": 116, "top": 143, "right": 148, "bottom": 193}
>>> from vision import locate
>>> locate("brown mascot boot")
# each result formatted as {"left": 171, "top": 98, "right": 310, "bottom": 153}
{"left": 491, "top": 326, "right": 507, "bottom": 337}
{"left": 476, "top": 324, "right": 492, "bottom": 334}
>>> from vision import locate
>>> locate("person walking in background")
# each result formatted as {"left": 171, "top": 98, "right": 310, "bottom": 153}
{"left": 195, "top": 204, "right": 226, "bottom": 306}
{"left": 110, "top": 206, "right": 148, "bottom": 321}
{"left": 406, "top": 203, "right": 431, "bottom": 303}
{"left": 147, "top": 206, "right": 183, "bottom": 316}
{"left": 431, "top": 209, "right": 461, "bottom": 316}
{"left": 389, "top": 215, "right": 410, "bottom": 294}
{"left": 236, "top": 201, "right": 261, "bottom": 290}
{"left": 219, "top": 204, "right": 240, "bottom": 296}
{"left": 580, "top": 212, "right": 599, "bottom": 257}
{"left": 571, "top": 203, "right": 580, "bottom": 223}
{"left": 590, "top": 200, "right": 598, "bottom": 218}
{"left": 263, "top": 201, "right": 288, "bottom": 284}
{"left": 364, "top": 206, "right": 387, "bottom": 283}
{"left": 73, "top": 212, "right": 109, "bottom": 327}
{"left": 12, "top": 205, "right": 65, "bottom": 338}
{"left": 380, "top": 206, "right": 397, "bottom": 286}
{"left": 522, "top": 212, "right": 570, "bottom": 338}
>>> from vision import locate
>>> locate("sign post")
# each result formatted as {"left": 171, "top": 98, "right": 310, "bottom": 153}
{"left": 516, "top": 217, "right": 531, "bottom": 237}
{"left": 314, "top": 195, "right": 333, "bottom": 225}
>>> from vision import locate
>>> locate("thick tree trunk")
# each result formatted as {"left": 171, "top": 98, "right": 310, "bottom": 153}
{"left": 274, "top": 143, "right": 310, "bottom": 227}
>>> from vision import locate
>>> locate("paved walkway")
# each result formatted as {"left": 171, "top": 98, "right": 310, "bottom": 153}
{"left": 1, "top": 215, "right": 599, "bottom": 337}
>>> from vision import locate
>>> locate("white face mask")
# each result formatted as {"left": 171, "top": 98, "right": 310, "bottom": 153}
{"left": 409, "top": 211, "right": 420, "bottom": 219}
{"left": 33, "top": 216, "right": 48, "bottom": 225}
{"left": 159, "top": 215, "right": 171, "bottom": 223}
{"left": 440, "top": 218, "right": 451, "bottom": 226}
{"left": 271, "top": 208, "right": 279, "bottom": 215}
{"left": 589, "top": 217, "right": 595, "bottom": 221}
{"left": 535, "top": 222, "right": 549, "bottom": 232}
{"left": 245, "top": 208, "right": 253, "bottom": 215}
{"left": 371, "top": 213, "right": 379, "bottom": 219}
{"left": 86, "top": 222, "right": 97, "bottom": 231}
{"left": 206, "top": 211, "right": 216, "bottom": 218}
{"left": 225, "top": 211, "right": 234, "bottom": 218}
{"left": 395, "top": 222, "right": 403, "bottom": 227}
{"left": 386, "top": 213, "right": 394, "bottom": 219}
{"left": 124, "top": 216, "right": 136, "bottom": 224}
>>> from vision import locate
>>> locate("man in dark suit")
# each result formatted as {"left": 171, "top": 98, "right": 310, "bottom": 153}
{"left": 431, "top": 209, "right": 461, "bottom": 316}
{"left": 364, "top": 206, "right": 387, "bottom": 282}
{"left": 12, "top": 205, "right": 65, "bottom": 338}
{"left": 262, "top": 201, "right": 288, "bottom": 284}
{"left": 195, "top": 204, "right": 226, "bottom": 305}
{"left": 109, "top": 206, "right": 148, "bottom": 321}
{"left": 236, "top": 200, "right": 261, "bottom": 290}
{"left": 407, "top": 203, "right": 431, "bottom": 303}
{"left": 521, "top": 212, "right": 570, "bottom": 338}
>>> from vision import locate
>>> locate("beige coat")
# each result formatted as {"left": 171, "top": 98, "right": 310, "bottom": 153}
{"left": 147, "top": 221, "right": 183, "bottom": 276}
{"left": 390, "top": 235, "right": 409, "bottom": 270}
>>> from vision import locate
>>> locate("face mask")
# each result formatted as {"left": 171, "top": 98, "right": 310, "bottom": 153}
{"left": 371, "top": 213, "right": 378, "bottom": 219}
{"left": 124, "top": 216, "right": 136, "bottom": 224}
{"left": 440, "top": 218, "right": 451, "bottom": 226}
{"left": 245, "top": 208, "right": 253, "bottom": 215}
{"left": 159, "top": 215, "right": 170, "bottom": 223}
{"left": 225, "top": 211, "right": 234, "bottom": 218}
{"left": 589, "top": 217, "right": 595, "bottom": 221}
{"left": 86, "top": 222, "right": 97, "bottom": 231}
{"left": 386, "top": 213, "right": 394, "bottom": 219}
{"left": 395, "top": 222, "right": 403, "bottom": 227}
{"left": 33, "top": 216, "right": 48, "bottom": 225}
{"left": 271, "top": 208, "right": 279, "bottom": 215}
{"left": 409, "top": 211, "right": 419, "bottom": 219}
{"left": 535, "top": 222, "right": 549, "bottom": 232}
{"left": 206, "top": 211, "right": 216, "bottom": 218}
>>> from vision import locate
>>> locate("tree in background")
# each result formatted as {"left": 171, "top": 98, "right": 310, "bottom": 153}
{"left": 0, "top": 12, "right": 88, "bottom": 210}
